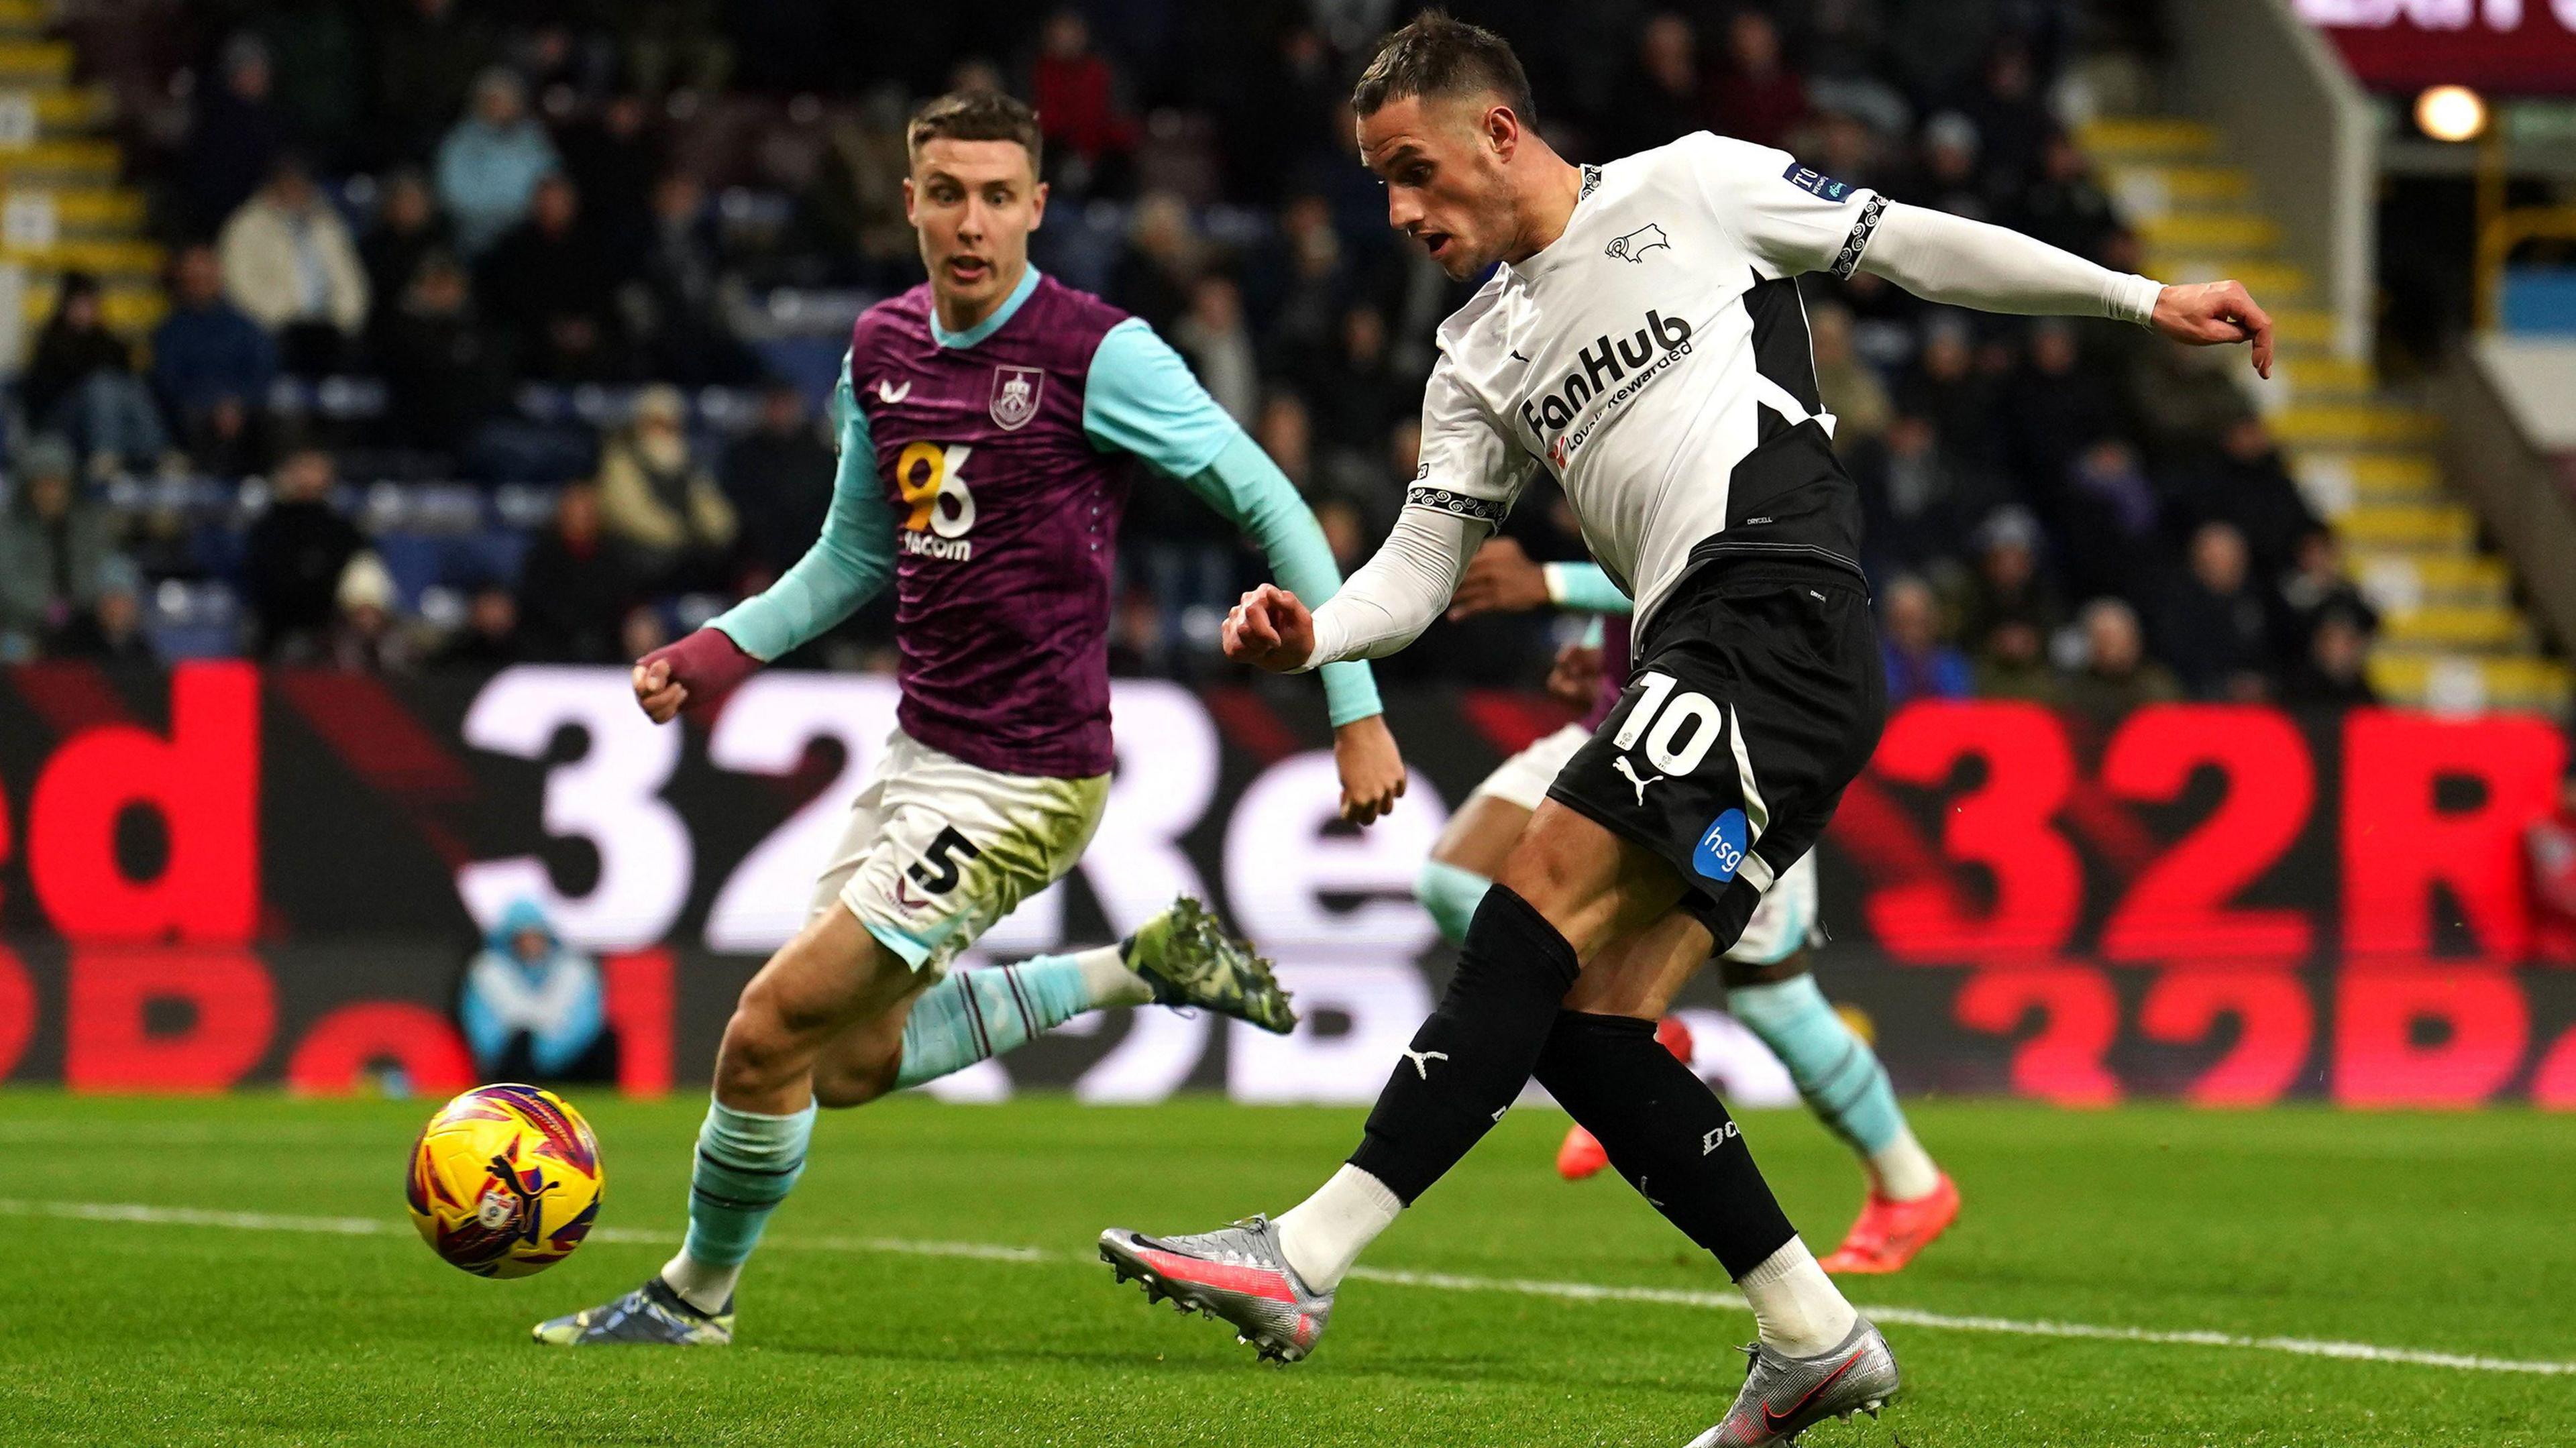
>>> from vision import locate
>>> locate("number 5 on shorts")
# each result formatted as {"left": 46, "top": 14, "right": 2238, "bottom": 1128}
{"left": 907, "top": 826, "right": 982, "bottom": 895}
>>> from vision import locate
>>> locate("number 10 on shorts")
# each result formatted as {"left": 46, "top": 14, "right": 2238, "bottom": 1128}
{"left": 1612, "top": 671, "right": 1725, "bottom": 775}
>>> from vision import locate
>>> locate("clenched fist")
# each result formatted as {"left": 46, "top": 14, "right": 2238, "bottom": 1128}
{"left": 1222, "top": 583, "right": 1316, "bottom": 673}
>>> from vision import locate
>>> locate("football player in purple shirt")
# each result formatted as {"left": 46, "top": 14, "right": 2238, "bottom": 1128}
{"left": 536, "top": 91, "right": 1404, "bottom": 1347}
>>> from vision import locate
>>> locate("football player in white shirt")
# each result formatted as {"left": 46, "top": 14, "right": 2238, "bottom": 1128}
{"left": 1099, "top": 13, "right": 2271, "bottom": 1443}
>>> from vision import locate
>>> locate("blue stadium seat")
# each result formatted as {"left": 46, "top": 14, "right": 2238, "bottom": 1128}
{"left": 371, "top": 533, "right": 446, "bottom": 611}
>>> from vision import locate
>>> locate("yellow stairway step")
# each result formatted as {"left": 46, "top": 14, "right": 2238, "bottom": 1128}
{"left": 30, "top": 89, "right": 110, "bottom": 130}
{"left": 0, "top": 236, "right": 161, "bottom": 272}
{"left": 2267, "top": 310, "right": 2337, "bottom": 348}
{"left": 0, "top": 137, "right": 120, "bottom": 178}
{"left": 2368, "top": 653, "right": 2572, "bottom": 715}
{"left": 2273, "top": 353, "right": 2376, "bottom": 397}
{"left": 2353, "top": 551, "right": 2514, "bottom": 613}
{"left": 0, "top": 40, "right": 72, "bottom": 81}
{"left": 2272, "top": 404, "right": 2444, "bottom": 447}
{"left": 2380, "top": 605, "right": 2525, "bottom": 649}
{"left": 2334, "top": 452, "right": 2436, "bottom": 489}
{"left": 0, "top": 0, "right": 48, "bottom": 24}
{"left": 2396, "top": 553, "right": 2510, "bottom": 594}
{"left": 5, "top": 185, "right": 146, "bottom": 230}
{"left": 2292, "top": 451, "right": 2442, "bottom": 516}
{"left": 2138, "top": 212, "right": 2279, "bottom": 250}
{"left": 2337, "top": 502, "right": 2476, "bottom": 549}
{"left": 2078, "top": 117, "right": 2220, "bottom": 158}
{"left": 2102, "top": 162, "right": 2253, "bottom": 211}
{"left": 2145, "top": 254, "right": 2310, "bottom": 300}
{"left": 20, "top": 282, "right": 164, "bottom": 333}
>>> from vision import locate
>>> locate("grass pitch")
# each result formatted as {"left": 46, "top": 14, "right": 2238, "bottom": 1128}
{"left": 2, "top": 1092, "right": 2570, "bottom": 1447}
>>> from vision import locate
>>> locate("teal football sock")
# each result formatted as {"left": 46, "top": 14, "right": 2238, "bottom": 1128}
{"left": 1415, "top": 860, "right": 1493, "bottom": 946}
{"left": 663, "top": 1097, "right": 815, "bottom": 1312}
{"left": 894, "top": 954, "right": 1114, "bottom": 1090}
{"left": 1727, "top": 975, "right": 1906, "bottom": 1158}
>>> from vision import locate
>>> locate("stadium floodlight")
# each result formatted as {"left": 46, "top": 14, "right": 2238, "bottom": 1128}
{"left": 2416, "top": 85, "right": 2489, "bottom": 144}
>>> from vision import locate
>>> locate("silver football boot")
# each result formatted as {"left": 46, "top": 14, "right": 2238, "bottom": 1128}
{"left": 1099, "top": 1215, "right": 1332, "bottom": 1362}
{"left": 1684, "top": 1317, "right": 1899, "bottom": 1447}
{"left": 532, "top": 1276, "right": 734, "bottom": 1346}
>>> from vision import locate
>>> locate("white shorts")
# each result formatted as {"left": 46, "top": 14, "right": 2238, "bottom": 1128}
{"left": 808, "top": 728, "right": 1110, "bottom": 977}
{"left": 1725, "top": 850, "right": 1818, "bottom": 967}
{"left": 1469, "top": 723, "right": 1818, "bottom": 967}
{"left": 1468, "top": 723, "right": 1591, "bottom": 812}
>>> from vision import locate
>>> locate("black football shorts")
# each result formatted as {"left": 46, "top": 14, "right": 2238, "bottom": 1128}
{"left": 1546, "top": 561, "right": 1887, "bottom": 952}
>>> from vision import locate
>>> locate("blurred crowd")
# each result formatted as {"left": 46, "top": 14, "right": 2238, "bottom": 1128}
{"left": 0, "top": 0, "right": 2377, "bottom": 708}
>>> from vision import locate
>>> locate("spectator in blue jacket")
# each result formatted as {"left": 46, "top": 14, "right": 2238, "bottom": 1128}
{"left": 151, "top": 243, "right": 276, "bottom": 471}
{"left": 1880, "top": 572, "right": 1974, "bottom": 706}
{"left": 435, "top": 68, "right": 559, "bottom": 257}
{"left": 458, "top": 898, "right": 610, "bottom": 1082}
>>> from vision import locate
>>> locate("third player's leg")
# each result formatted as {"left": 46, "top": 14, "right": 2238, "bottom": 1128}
{"left": 1416, "top": 722, "right": 1590, "bottom": 944}
{"left": 1417, "top": 793, "right": 1529, "bottom": 941}
{"left": 1713, "top": 859, "right": 1957, "bottom": 1272}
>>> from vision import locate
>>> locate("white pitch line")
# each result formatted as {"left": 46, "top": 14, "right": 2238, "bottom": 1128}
{"left": 1342, "top": 1265, "right": 2576, "bottom": 1378}
{"left": 6, "top": 1198, "right": 2567, "bottom": 1378}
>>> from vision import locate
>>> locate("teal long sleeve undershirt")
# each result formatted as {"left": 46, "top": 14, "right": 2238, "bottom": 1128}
{"left": 1082, "top": 317, "right": 1381, "bottom": 727}
{"left": 1171, "top": 434, "right": 1382, "bottom": 726}
{"left": 708, "top": 355, "right": 896, "bottom": 662}
{"left": 1544, "top": 561, "right": 1635, "bottom": 616}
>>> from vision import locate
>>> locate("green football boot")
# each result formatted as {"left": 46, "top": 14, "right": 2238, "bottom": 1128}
{"left": 1125, "top": 897, "right": 1297, "bottom": 1034}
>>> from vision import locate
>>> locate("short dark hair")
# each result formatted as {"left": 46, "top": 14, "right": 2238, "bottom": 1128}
{"left": 906, "top": 90, "right": 1044, "bottom": 172}
{"left": 1350, "top": 9, "right": 1535, "bottom": 127}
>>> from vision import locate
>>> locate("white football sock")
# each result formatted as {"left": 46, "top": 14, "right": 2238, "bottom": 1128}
{"left": 1738, "top": 1237, "right": 1858, "bottom": 1357}
{"left": 659, "top": 1249, "right": 741, "bottom": 1316}
{"left": 1082, "top": 943, "right": 1155, "bottom": 1008}
{"left": 1273, "top": 1164, "right": 1403, "bottom": 1291}
{"left": 1866, "top": 1125, "right": 1942, "bottom": 1203}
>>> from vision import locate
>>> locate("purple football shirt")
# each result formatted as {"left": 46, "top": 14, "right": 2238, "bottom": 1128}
{"left": 850, "top": 276, "right": 1132, "bottom": 779}
{"left": 1584, "top": 620, "right": 1635, "bottom": 732}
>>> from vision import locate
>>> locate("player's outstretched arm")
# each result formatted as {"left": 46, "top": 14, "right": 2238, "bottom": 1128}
{"left": 1165, "top": 429, "right": 1403, "bottom": 818}
{"left": 1446, "top": 540, "right": 1635, "bottom": 621}
{"left": 1446, "top": 537, "right": 1548, "bottom": 619}
{"left": 1083, "top": 317, "right": 1410, "bottom": 822}
{"left": 633, "top": 355, "right": 896, "bottom": 723}
{"left": 1856, "top": 201, "right": 2271, "bottom": 378}
{"left": 1256, "top": 353, "right": 1519, "bottom": 665}
{"left": 1219, "top": 589, "right": 1408, "bottom": 822}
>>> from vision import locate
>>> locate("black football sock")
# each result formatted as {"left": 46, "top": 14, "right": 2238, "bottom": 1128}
{"left": 1534, "top": 1010, "right": 1796, "bottom": 1279}
{"left": 1346, "top": 884, "right": 1581, "bottom": 1204}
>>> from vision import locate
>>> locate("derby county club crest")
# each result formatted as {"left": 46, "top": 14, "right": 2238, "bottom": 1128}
{"left": 989, "top": 365, "right": 1044, "bottom": 431}
{"left": 1605, "top": 223, "right": 1670, "bottom": 262}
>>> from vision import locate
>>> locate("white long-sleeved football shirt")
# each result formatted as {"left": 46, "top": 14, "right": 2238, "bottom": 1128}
{"left": 1304, "top": 131, "right": 2163, "bottom": 667}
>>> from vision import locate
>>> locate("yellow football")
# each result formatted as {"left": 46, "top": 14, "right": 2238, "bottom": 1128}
{"left": 406, "top": 1084, "right": 605, "bottom": 1278}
